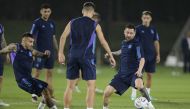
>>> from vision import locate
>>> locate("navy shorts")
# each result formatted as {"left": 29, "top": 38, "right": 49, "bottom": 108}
{"left": 109, "top": 74, "right": 139, "bottom": 95}
{"left": 0, "top": 55, "right": 4, "bottom": 76}
{"left": 17, "top": 78, "right": 48, "bottom": 97}
{"left": 66, "top": 57, "right": 96, "bottom": 80}
{"left": 33, "top": 54, "right": 55, "bottom": 70}
{"left": 144, "top": 58, "right": 156, "bottom": 73}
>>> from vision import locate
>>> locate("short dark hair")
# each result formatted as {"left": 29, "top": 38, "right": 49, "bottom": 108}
{"left": 83, "top": 2, "right": 95, "bottom": 10}
{"left": 22, "top": 32, "right": 34, "bottom": 38}
{"left": 142, "top": 11, "right": 152, "bottom": 17}
{"left": 125, "top": 24, "right": 136, "bottom": 31}
{"left": 93, "top": 12, "right": 100, "bottom": 20}
{"left": 40, "top": 3, "right": 51, "bottom": 9}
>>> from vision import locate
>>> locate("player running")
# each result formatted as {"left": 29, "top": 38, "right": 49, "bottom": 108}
{"left": 58, "top": 2, "right": 116, "bottom": 109}
{"left": 131, "top": 11, "right": 160, "bottom": 100}
{"left": 0, "top": 33, "right": 57, "bottom": 109}
{"left": 30, "top": 3, "right": 58, "bottom": 102}
{"left": 103, "top": 24, "right": 155, "bottom": 109}
{"left": 0, "top": 24, "right": 10, "bottom": 107}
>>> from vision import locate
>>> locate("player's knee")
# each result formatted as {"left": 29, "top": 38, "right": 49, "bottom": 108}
{"left": 135, "top": 79, "right": 144, "bottom": 90}
{"left": 147, "top": 73, "right": 152, "bottom": 79}
{"left": 104, "top": 86, "right": 114, "bottom": 98}
{"left": 46, "top": 70, "right": 53, "bottom": 76}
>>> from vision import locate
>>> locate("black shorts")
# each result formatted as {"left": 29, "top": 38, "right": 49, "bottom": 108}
{"left": 109, "top": 74, "right": 140, "bottom": 95}
{"left": 17, "top": 78, "right": 48, "bottom": 97}
{"left": 33, "top": 54, "right": 55, "bottom": 70}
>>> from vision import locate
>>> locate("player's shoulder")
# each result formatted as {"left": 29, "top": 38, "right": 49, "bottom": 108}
{"left": 136, "top": 24, "right": 143, "bottom": 29}
{"left": 34, "top": 18, "right": 41, "bottom": 22}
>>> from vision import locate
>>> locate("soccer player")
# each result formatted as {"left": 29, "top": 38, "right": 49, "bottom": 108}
{"left": 74, "top": 12, "right": 104, "bottom": 94}
{"left": 0, "top": 32, "right": 57, "bottom": 109}
{"left": 103, "top": 24, "right": 155, "bottom": 109}
{"left": 30, "top": 3, "right": 58, "bottom": 102}
{"left": 58, "top": 2, "right": 116, "bottom": 109}
{"left": 131, "top": 11, "right": 160, "bottom": 100}
{"left": 0, "top": 24, "right": 10, "bottom": 107}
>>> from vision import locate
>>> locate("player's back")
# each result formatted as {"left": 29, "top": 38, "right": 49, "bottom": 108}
{"left": 69, "top": 16, "right": 97, "bottom": 58}
{"left": 10, "top": 44, "right": 33, "bottom": 81}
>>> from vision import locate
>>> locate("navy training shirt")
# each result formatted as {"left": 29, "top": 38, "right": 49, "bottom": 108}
{"left": 135, "top": 25, "right": 159, "bottom": 60}
{"left": 30, "top": 18, "right": 56, "bottom": 52}
{"left": 10, "top": 44, "right": 33, "bottom": 81}
{"left": 69, "top": 16, "right": 97, "bottom": 58}
{"left": 118, "top": 39, "right": 144, "bottom": 76}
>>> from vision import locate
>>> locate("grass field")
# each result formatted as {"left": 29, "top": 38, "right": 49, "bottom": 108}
{"left": 1, "top": 65, "right": 190, "bottom": 109}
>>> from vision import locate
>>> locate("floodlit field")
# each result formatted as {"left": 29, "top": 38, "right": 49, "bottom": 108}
{"left": 1, "top": 65, "right": 190, "bottom": 109}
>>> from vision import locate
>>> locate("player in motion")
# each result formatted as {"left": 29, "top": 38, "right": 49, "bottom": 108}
{"left": 0, "top": 33, "right": 57, "bottom": 109}
{"left": 58, "top": 2, "right": 116, "bottom": 109}
{"left": 131, "top": 11, "right": 160, "bottom": 100}
{"left": 103, "top": 24, "right": 155, "bottom": 109}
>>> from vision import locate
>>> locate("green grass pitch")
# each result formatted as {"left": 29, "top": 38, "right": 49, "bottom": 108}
{"left": 1, "top": 65, "right": 190, "bottom": 109}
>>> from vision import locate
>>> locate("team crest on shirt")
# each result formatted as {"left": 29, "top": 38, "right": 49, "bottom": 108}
{"left": 141, "top": 30, "right": 145, "bottom": 33}
{"left": 42, "top": 25, "right": 45, "bottom": 28}
{"left": 128, "top": 44, "right": 132, "bottom": 49}
{"left": 29, "top": 52, "right": 32, "bottom": 57}
{"left": 50, "top": 23, "right": 54, "bottom": 28}
{"left": 151, "top": 29, "right": 154, "bottom": 34}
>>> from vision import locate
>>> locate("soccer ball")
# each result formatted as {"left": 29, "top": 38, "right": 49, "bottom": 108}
{"left": 134, "top": 97, "right": 149, "bottom": 108}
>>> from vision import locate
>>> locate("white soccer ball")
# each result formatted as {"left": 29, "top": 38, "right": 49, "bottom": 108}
{"left": 134, "top": 97, "right": 149, "bottom": 108}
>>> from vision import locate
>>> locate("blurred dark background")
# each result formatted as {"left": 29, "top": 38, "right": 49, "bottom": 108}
{"left": 0, "top": 0, "right": 190, "bottom": 63}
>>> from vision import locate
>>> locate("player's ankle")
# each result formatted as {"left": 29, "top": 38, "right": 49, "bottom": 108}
{"left": 87, "top": 108, "right": 93, "bottom": 109}
{"left": 50, "top": 105, "right": 57, "bottom": 109}
{"left": 103, "top": 106, "right": 109, "bottom": 109}
{"left": 64, "top": 108, "right": 69, "bottom": 109}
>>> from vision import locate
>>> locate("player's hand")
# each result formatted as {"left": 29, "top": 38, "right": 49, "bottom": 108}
{"left": 104, "top": 53, "right": 109, "bottom": 59}
{"left": 44, "top": 50, "right": 51, "bottom": 57}
{"left": 58, "top": 52, "right": 65, "bottom": 65}
{"left": 156, "top": 55, "right": 160, "bottom": 63}
{"left": 109, "top": 55, "right": 116, "bottom": 68}
{"left": 135, "top": 70, "right": 143, "bottom": 77}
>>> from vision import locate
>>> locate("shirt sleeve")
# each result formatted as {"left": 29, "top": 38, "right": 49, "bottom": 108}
{"left": 30, "top": 21, "right": 39, "bottom": 39}
{"left": 136, "top": 44, "right": 144, "bottom": 59}
{"left": 153, "top": 28, "right": 159, "bottom": 41}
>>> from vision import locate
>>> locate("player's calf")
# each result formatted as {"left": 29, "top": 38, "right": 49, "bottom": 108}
{"left": 103, "top": 85, "right": 115, "bottom": 109}
{"left": 38, "top": 88, "right": 57, "bottom": 109}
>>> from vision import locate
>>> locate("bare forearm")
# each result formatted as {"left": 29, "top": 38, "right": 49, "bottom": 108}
{"left": 101, "top": 41, "right": 112, "bottom": 56}
{"left": 59, "top": 36, "right": 66, "bottom": 54}
{"left": 53, "top": 36, "right": 59, "bottom": 51}
{"left": 1, "top": 35, "right": 7, "bottom": 48}
{"left": 154, "top": 41, "right": 160, "bottom": 56}
{"left": 33, "top": 50, "right": 45, "bottom": 57}
{"left": 112, "top": 49, "right": 121, "bottom": 56}
{"left": 0, "top": 43, "right": 16, "bottom": 54}
{"left": 138, "top": 58, "right": 145, "bottom": 71}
